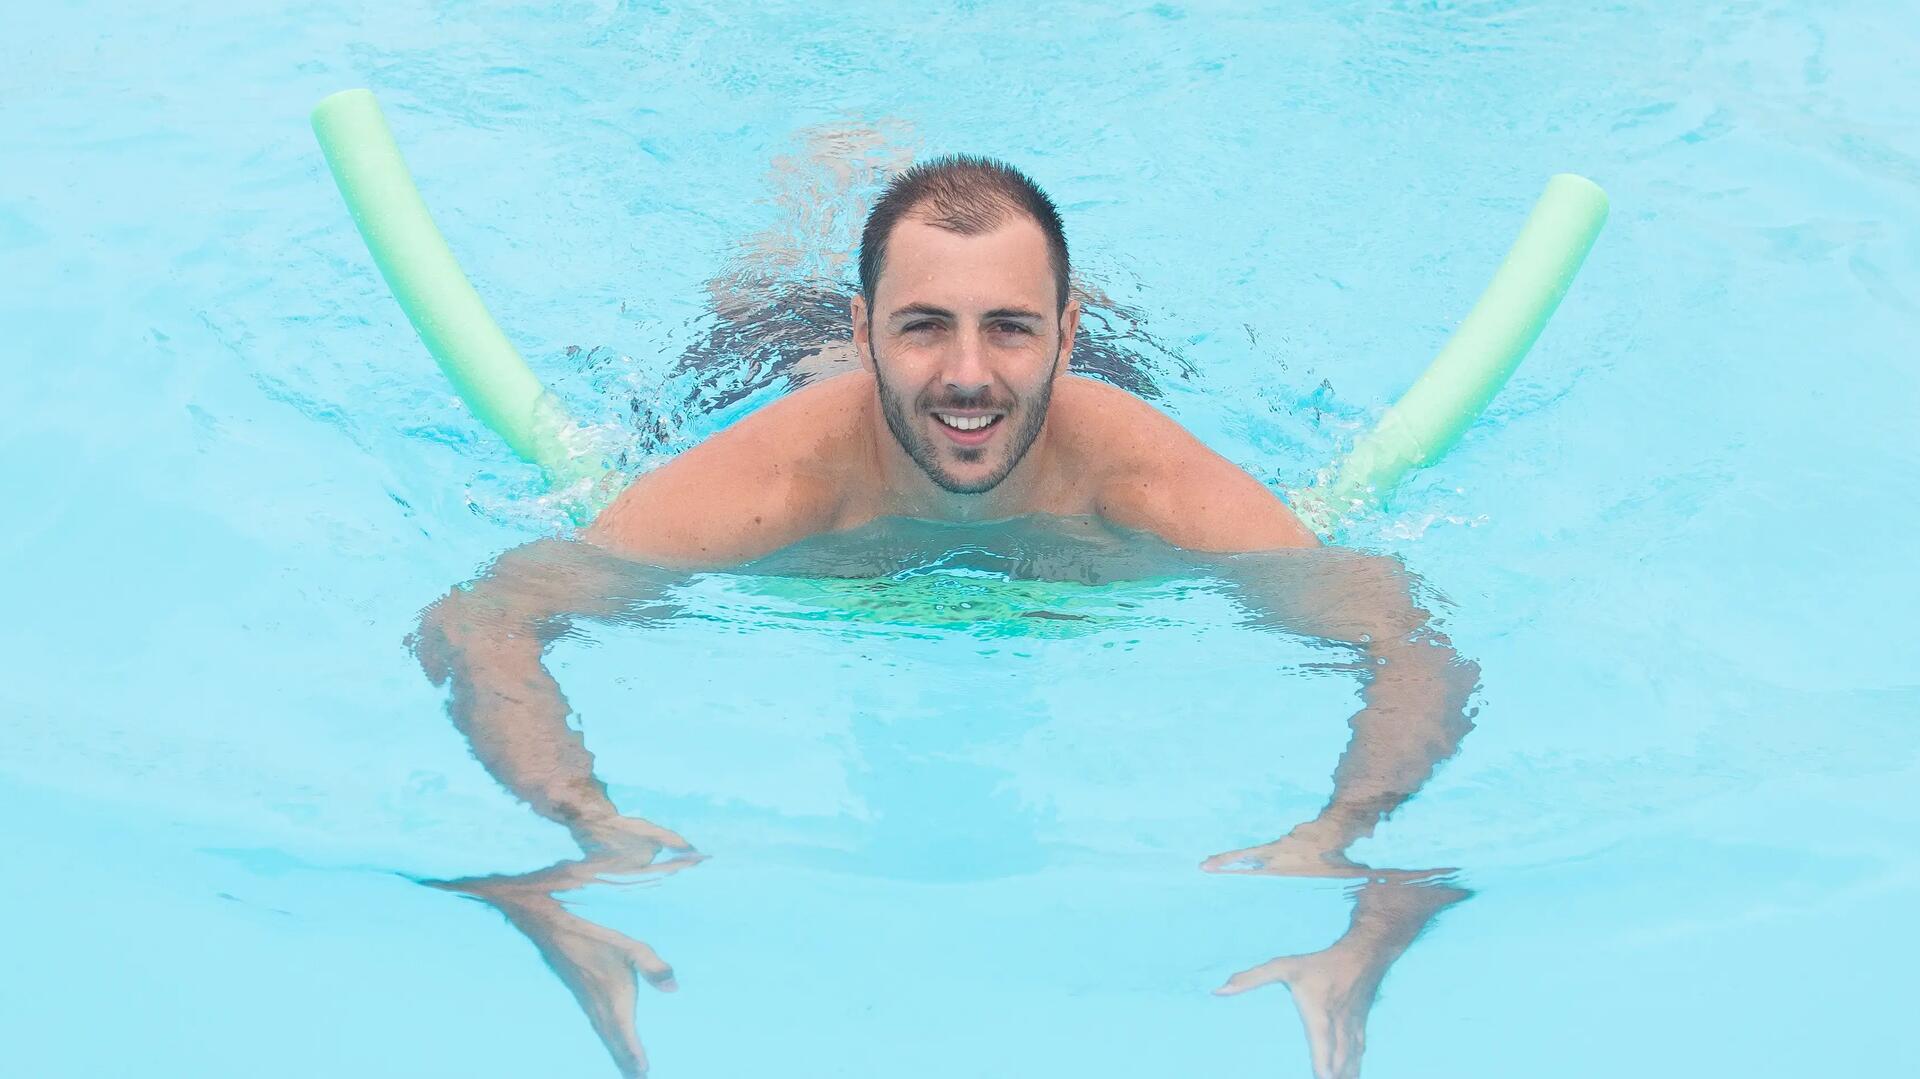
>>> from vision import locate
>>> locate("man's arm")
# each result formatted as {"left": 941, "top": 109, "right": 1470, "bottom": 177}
{"left": 1097, "top": 423, "right": 1477, "bottom": 869}
{"left": 414, "top": 371, "right": 855, "bottom": 842}
{"left": 411, "top": 536, "right": 720, "bottom": 1079}
{"left": 1205, "top": 547, "right": 1478, "bottom": 873}
{"left": 410, "top": 539, "right": 695, "bottom": 852}
{"left": 408, "top": 421, "right": 848, "bottom": 1077}
{"left": 1095, "top": 417, "right": 1477, "bottom": 1079}
{"left": 1204, "top": 548, "right": 1478, "bottom": 1079}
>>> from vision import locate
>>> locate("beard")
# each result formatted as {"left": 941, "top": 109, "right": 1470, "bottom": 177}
{"left": 871, "top": 337, "right": 1060, "bottom": 496}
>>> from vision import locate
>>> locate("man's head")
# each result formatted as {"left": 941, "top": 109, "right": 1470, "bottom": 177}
{"left": 851, "top": 155, "right": 1079, "bottom": 496}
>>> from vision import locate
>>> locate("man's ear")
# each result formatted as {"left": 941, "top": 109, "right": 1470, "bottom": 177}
{"left": 850, "top": 294, "right": 876, "bottom": 374}
{"left": 1055, "top": 297, "right": 1081, "bottom": 376}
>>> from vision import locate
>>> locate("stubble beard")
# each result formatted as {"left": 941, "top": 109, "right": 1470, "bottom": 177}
{"left": 870, "top": 334, "right": 1061, "bottom": 496}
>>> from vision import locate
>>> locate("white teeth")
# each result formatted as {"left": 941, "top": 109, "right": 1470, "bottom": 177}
{"left": 936, "top": 413, "right": 998, "bottom": 431}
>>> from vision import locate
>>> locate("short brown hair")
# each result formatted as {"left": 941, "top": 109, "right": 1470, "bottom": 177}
{"left": 858, "top": 154, "right": 1070, "bottom": 312}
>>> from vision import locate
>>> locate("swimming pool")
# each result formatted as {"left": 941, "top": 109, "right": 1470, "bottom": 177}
{"left": 4, "top": 1, "right": 1917, "bottom": 1075}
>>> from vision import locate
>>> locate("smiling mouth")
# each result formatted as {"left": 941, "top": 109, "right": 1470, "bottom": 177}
{"left": 932, "top": 411, "right": 1004, "bottom": 446}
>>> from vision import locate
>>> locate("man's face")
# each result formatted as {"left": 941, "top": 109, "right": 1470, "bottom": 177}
{"left": 854, "top": 212, "right": 1078, "bottom": 495}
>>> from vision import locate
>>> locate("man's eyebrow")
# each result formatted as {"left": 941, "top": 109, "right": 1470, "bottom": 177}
{"left": 887, "top": 303, "right": 954, "bottom": 321}
{"left": 885, "top": 303, "right": 1046, "bottom": 323}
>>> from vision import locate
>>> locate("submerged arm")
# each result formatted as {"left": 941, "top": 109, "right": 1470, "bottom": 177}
{"left": 406, "top": 408, "right": 839, "bottom": 854}
{"left": 404, "top": 420, "right": 842, "bottom": 1079}
{"left": 1202, "top": 553, "right": 1479, "bottom": 1079}
{"left": 1093, "top": 422, "right": 1479, "bottom": 869}
{"left": 408, "top": 540, "right": 705, "bottom": 1078}
{"left": 1204, "top": 549, "right": 1480, "bottom": 874}
{"left": 408, "top": 538, "right": 693, "bottom": 853}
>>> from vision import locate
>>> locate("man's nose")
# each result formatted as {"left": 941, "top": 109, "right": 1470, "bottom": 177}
{"left": 943, "top": 325, "right": 991, "bottom": 394}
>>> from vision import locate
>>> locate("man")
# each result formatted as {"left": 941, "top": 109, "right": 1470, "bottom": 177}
{"left": 587, "top": 154, "right": 1318, "bottom": 567}
{"left": 415, "top": 154, "right": 1476, "bottom": 1079}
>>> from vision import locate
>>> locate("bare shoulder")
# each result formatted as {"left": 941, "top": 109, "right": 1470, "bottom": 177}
{"left": 583, "top": 373, "right": 871, "bottom": 567}
{"left": 1056, "top": 376, "right": 1318, "bottom": 552}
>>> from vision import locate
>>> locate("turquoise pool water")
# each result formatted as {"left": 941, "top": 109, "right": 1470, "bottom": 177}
{"left": 4, "top": 1, "right": 1918, "bottom": 1076}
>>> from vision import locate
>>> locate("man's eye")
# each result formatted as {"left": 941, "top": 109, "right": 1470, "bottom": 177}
{"left": 994, "top": 322, "right": 1033, "bottom": 335}
{"left": 903, "top": 321, "right": 939, "bottom": 333}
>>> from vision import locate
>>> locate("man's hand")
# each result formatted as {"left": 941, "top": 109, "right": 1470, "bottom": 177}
{"left": 1200, "top": 825, "right": 1452, "bottom": 882}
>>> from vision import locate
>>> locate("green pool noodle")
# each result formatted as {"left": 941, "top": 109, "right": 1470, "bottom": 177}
{"left": 310, "top": 89, "right": 607, "bottom": 508}
{"left": 1319, "top": 173, "right": 1609, "bottom": 518}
